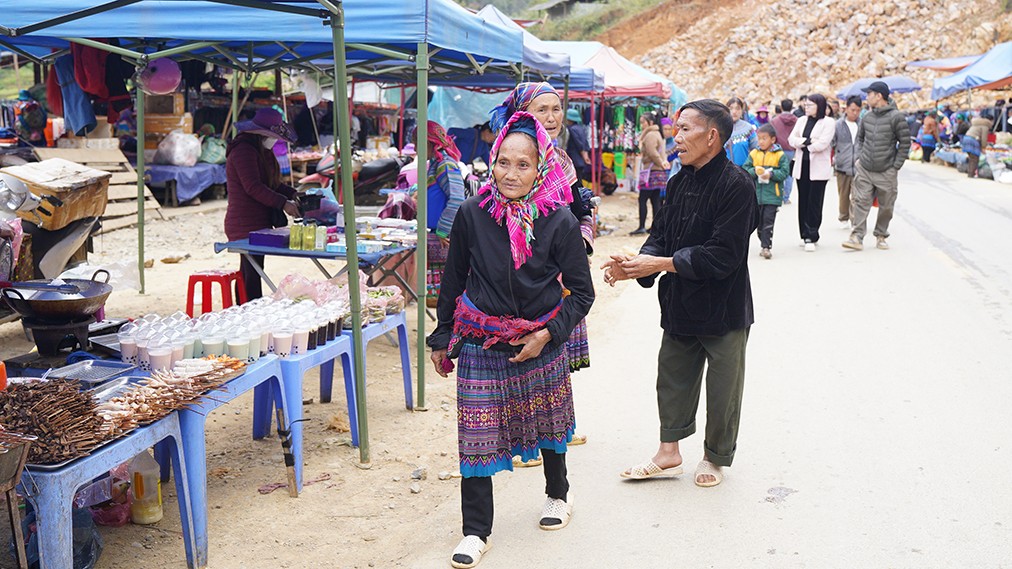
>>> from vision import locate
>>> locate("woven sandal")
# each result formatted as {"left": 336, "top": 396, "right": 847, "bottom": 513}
{"left": 538, "top": 495, "right": 573, "bottom": 531}
{"left": 694, "top": 460, "right": 723, "bottom": 488}
{"left": 513, "top": 455, "right": 543, "bottom": 468}
{"left": 450, "top": 535, "right": 490, "bottom": 569}
{"left": 568, "top": 434, "right": 588, "bottom": 446}
{"left": 620, "top": 461, "right": 683, "bottom": 480}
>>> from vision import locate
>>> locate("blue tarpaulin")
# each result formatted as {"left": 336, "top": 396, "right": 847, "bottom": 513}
{"left": 837, "top": 75, "right": 922, "bottom": 100}
{"left": 1, "top": 1, "right": 523, "bottom": 65}
{"left": 931, "top": 42, "right": 1012, "bottom": 100}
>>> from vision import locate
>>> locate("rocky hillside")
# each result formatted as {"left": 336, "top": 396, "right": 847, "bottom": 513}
{"left": 636, "top": 0, "right": 1012, "bottom": 107}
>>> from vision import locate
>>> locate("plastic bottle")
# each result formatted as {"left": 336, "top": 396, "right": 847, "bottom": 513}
{"left": 289, "top": 220, "right": 303, "bottom": 250}
{"left": 129, "top": 450, "right": 163, "bottom": 524}
{"left": 302, "top": 220, "right": 317, "bottom": 250}
{"left": 315, "top": 224, "right": 327, "bottom": 251}
{"left": 0, "top": 361, "right": 7, "bottom": 390}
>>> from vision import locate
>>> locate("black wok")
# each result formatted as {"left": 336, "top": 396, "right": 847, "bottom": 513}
{"left": 2, "top": 270, "right": 112, "bottom": 321}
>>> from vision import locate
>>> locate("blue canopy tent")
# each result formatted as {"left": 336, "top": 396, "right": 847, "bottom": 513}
{"left": 908, "top": 54, "right": 981, "bottom": 73}
{"left": 1, "top": 1, "right": 524, "bottom": 478}
{"left": 931, "top": 42, "right": 1012, "bottom": 100}
{"left": 837, "top": 75, "right": 922, "bottom": 100}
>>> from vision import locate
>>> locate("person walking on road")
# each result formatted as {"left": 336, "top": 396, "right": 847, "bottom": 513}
{"left": 788, "top": 93, "right": 835, "bottom": 252}
{"left": 832, "top": 96, "right": 862, "bottom": 227}
{"left": 602, "top": 99, "right": 756, "bottom": 488}
{"left": 770, "top": 98, "right": 798, "bottom": 204}
{"left": 843, "top": 81, "right": 911, "bottom": 251}
{"left": 428, "top": 112, "right": 594, "bottom": 568}
{"left": 632, "top": 112, "right": 669, "bottom": 235}
{"left": 724, "top": 97, "right": 757, "bottom": 167}
{"left": 743, "top": 124, "right": 790, "bottom": 259}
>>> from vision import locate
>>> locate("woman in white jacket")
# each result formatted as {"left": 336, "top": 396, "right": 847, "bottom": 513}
{"left": 788, "top": 94, "right": 835, "bottom": 251}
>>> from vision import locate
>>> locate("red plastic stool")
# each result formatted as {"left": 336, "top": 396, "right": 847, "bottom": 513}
{"left": 185, "top": 270, "right": 248, "bottom": 317}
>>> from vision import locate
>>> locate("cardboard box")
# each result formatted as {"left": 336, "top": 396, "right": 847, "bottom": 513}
{"left": 1, "top": 158, "right": 111, "bottom": 230}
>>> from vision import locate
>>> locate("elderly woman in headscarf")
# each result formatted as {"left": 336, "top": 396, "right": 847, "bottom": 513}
{"left": 489, "top": 81, "right": 595, "bottom": 460}
{"left": 420, "top": 121, "right": 467, "bottom": 307}
{"left": 427, "top": 111, "right": 594, "bottom": 569}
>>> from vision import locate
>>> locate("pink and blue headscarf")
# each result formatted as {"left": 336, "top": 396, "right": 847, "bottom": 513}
{"left": 478, "top": 111, "right": 572, "bottom": 269}
{"left": 489, "top": 82, "right": 560, "bottom": 133}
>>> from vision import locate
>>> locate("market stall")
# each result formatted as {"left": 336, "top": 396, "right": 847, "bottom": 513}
{"left": 1, "top": 0, "right": 525, "bottom": 466}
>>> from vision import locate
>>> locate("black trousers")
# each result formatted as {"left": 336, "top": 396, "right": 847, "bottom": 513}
{"left": 796, "top": 178, "right": 827, "bottom": 243}
{"left": 638, "top": 189, "right": 661, "bottom": 230}
{"left": 922, "top": 147, "right": 935, "bottom": 163}
{"left": 460, "top": 449, "right": 568, "bottom": 539}
{"left": 758, "top": 204, "right": 778, "bottom": 249}
{"left": 239, "top": 254, "right": 265, "bottom": 301}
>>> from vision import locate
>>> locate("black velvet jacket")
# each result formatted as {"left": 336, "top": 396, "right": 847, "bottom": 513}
{"left": 637, "top": 151, "right": 757, "bottom": 336}
{"left": 426, "top": 197, "right": 595, "bottom": 353}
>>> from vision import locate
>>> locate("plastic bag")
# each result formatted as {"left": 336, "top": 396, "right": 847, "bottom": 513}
{"left": 378, "top": 191, "right": 416, "bottom": 220}
{"left": 199, "top": 137, "right": 226, "bottom": 164}
{"left": 153, "top": 131, "right": 201, "bottom": 167}
{"left": 16, "top": 507, "right": 104, "bottom": 569}
{"left": 59, "top": 260, "right": 142, "bottom": 291}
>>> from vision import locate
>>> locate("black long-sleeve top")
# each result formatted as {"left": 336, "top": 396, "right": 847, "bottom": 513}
{"left": 637, "top": 151, "right": 757, "bottom": 337}
{"left": 426, "top": 197, "right": 595, "bottom": 354}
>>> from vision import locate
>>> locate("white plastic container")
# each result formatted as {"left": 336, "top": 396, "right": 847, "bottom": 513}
{"left": 129, "top": 450, "right": 163, "bottom": 524}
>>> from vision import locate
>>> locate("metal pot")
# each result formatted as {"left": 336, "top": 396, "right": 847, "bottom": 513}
{"left": 1, "top": 270, "right": 112, "bottom": 321}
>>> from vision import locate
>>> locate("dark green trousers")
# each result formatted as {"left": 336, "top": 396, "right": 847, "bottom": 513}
{"left": 656, "top": 328, "right": 749, "bottom": 467}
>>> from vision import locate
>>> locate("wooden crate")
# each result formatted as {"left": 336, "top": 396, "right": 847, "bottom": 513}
{"left": 143, "top": 112, "right": 195, "bottom": 150}
{"left": 147, "top": 92, "right": 185, "bottom": 116}
{"left": 32, "top": 148, "right": 164, "bottom": 234}
{"left": 1, "top": 158, "right": 111, "bottom": 231}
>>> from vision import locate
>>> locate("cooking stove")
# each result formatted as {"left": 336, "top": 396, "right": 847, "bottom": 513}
{"left": 22, "top": 315, "right": 96, "bottom": 356}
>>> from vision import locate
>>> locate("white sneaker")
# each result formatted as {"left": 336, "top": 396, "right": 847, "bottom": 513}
{"left": 539, "top": 495, "right": 573, "bottom": 531}
{"left": 840, "top": 220, "right": 851, "bottom": 229}
{"left": 451, "top": 536, "right": 490, "bottom": 569}
{"left": 804, "top": 241, "right": 816, "bottom": 252}
{"left": 876, "top": 237, "right": 890, "bottom": 250}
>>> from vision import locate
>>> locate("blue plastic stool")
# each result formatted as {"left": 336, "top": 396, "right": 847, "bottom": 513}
{"left": 21, "top": 413, "right": 196, "bottom": 569}
{"left": 342, "top": 311, "right": 413, "bottom": 411}
{"left": 251, "top": 333, "right": 355, "bottom": 491}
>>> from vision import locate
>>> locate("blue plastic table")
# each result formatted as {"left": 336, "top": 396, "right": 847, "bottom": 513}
{"left": 346, "top": 311, "right": 413, "bottom": 413}
{"left": 212, "top": 239, "right": 431, "bottom": 318}
{"left": 172, "top": 355, "right": 289, "bottom": 568}
{"left": 21, "top": 413, "right": 197, "bottom": 569}
{"left": 250, "top": 333, "right": 355, "bottom": 491}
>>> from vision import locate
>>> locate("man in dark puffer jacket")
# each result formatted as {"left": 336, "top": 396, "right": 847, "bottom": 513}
{"left": 843, "top": 81, "right": 910, "bottom": 251}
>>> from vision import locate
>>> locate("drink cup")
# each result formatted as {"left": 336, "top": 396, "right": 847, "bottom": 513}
{"left": 273, "top": 331, "right": 293, "bottom": 358}
{"left": 260, "top": 331, "right": 270, "bottom": 357}
{"left": 182, "top": 338, "right": 195, "bottom": 360}
{"left": 227, "top": 339, "right": 250, "bottom": 361}
{"left": 137, "top": 341, "right": 150, "bottom": 372}
{"left": 246, "top": 334, "right": 260, "bottom": 363}
{"left": 171, "top": 343, "right": 185, "bottom": 367}
{"left": 202, "top": 336, "right": 225, "bottom": 357}
{"left": 120, "top": 337, "right": 138, "bottom": 365}
{"left": 148, "top": 346, "right": 173, "bottom": 372}
{"left": 292, "top": 329, "right": 310, "bottom": 356}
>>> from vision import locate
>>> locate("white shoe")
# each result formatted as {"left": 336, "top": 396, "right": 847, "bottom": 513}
{"left": 840, "top": 220, "right": 851, "bottom": 229}
{"left": 804, "top": 241, "right": 816, "bottom": 252}
{"left": 451, "top": 536, "right": 490, "bottom": 569}
{"left": 539, "top": 495, "right": 573, "bottom": 530}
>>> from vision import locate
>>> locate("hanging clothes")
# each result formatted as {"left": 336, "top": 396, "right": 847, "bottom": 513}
{"left": 54, "top": 54, "right": 97, "bottom": 136}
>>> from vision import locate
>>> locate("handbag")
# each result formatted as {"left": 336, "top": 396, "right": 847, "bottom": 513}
{"left": 269, "top": 207, "right": 288, "bottom": 228}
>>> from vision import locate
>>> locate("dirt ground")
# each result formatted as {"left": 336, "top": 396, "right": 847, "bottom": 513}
{"left": 0, "top": 188, "right": 648, "bottom": 568}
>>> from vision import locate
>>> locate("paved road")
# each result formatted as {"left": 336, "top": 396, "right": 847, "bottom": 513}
{"left": 403, "top": 161, "right": 1012, "bottom": 568}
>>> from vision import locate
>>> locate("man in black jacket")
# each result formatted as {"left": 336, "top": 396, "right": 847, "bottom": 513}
{"left": 603, "top": 99, "right": 757, "bottom": 488}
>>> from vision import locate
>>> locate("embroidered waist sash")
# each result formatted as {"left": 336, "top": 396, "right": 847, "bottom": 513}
{"left": 448, "top": 292, "right": 563, "bottom": 354}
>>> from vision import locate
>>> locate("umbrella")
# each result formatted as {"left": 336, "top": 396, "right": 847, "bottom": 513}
{"left": 837, "top": 75, "right": 922, "bottom": 100}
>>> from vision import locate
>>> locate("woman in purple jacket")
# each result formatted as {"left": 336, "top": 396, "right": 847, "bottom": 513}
{"left": 224, "top": 108, "right": 300, "bottom": 299}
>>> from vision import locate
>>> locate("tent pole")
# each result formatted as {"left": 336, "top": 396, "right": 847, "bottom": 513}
{"left": 562, "top": 75, "right": 570, "bottom": 110}
{"left": 330, "top": 5, "right": 370, "bottom": 465}
{"left": 399, "top": 85, "right": 405, "bottom": 149}
{"left": 590, "top": 92, "right": 597, "bottom": 195}
{"left": 416, "top": 42, "right": 429, "bottom": 411}
{"left": 136, "top": 88, "right": 146, "bottom": 294}
{"left": 228, "top": 71, "right": 239, "bottom": 138}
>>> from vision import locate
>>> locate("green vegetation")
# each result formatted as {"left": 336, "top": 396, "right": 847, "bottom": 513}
{"left": 531, "top": 0, "right": 667, "bottom": 41}
{"left": 0, "top": 63, "right": 40, "bottom": 100}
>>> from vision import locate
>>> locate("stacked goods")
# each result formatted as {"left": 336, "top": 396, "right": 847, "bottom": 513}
{"left": 0, "top": 380, "right": 104, "bottom": 464}
{"left": 96, "top": 356, "right": 246, "bottom": 437}
{"left": 0, "top": 356, "right": 247, "bottom": 464}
